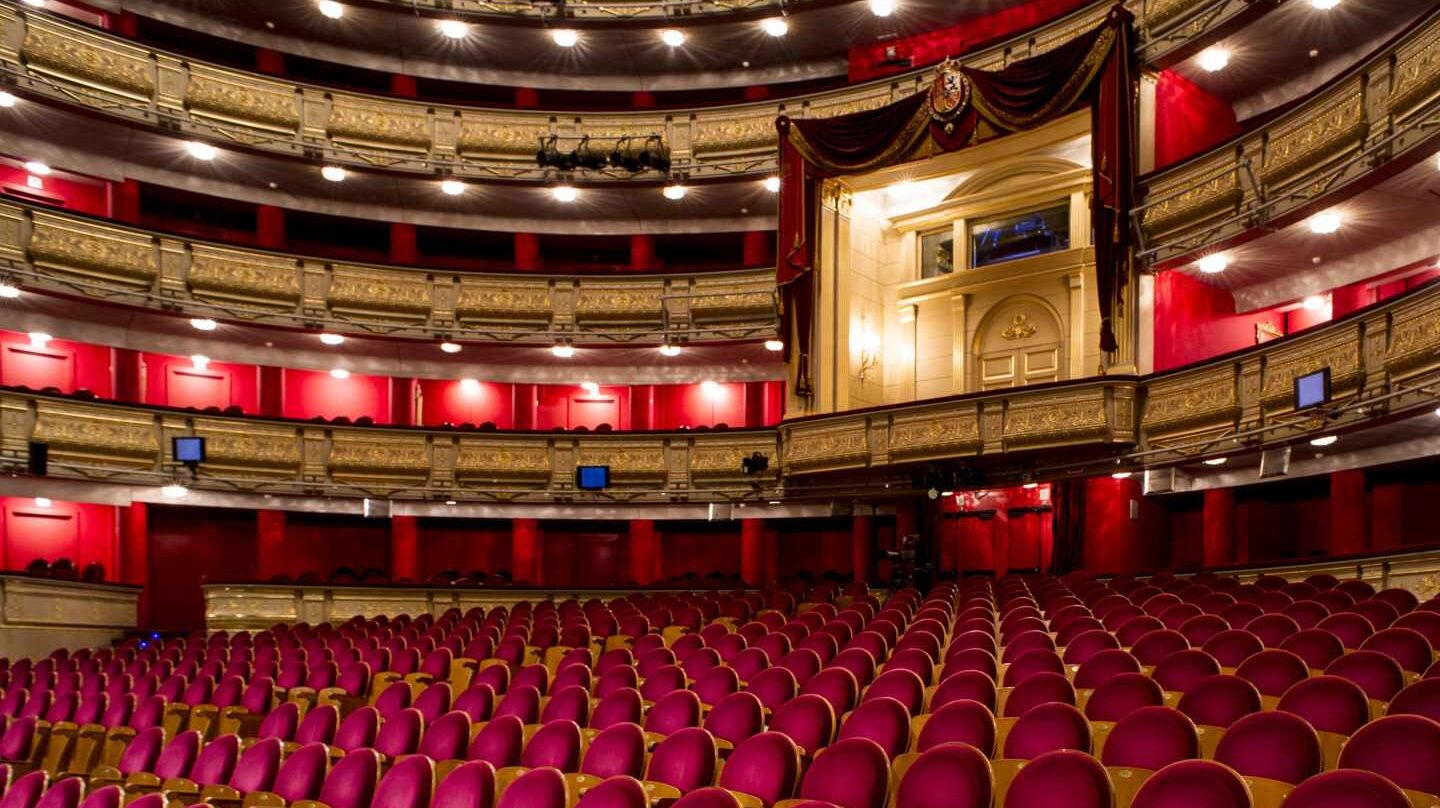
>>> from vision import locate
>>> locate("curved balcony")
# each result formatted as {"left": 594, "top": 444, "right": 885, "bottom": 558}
{"left": 1136, "top": 7, "right": 1440, "bottom": 268}
{"left": 0, "top": 199, "right": 779, "bottom": 344}
{"left": 782, "top": 279, "right": 1440, "bottom": 480}
{"left": 0, "top": 388, "right": 780, "bottom": 502}
{"left": 361, "top": 0, "right": 790, "bottom": 21}
{"left": 5, "top": 278, "right": 1437, "bottom": 504}
{"left": 0, "top": 0, "right": 1222, "bottom": 182}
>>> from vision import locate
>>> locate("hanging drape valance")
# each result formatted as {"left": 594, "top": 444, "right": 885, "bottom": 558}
{"left": 776, "top": 5, "right": 1136, "bottom": 397}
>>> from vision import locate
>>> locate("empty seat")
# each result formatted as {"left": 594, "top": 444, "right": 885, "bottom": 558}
{"left": 497, "top": 767, "right": 567, "bottom": 808}
{"left": 644, "top": 690, "right": 702, "bottom": 737}
{"left": 1325, "top": 650, "right": 1407, "bottom": 701}
{"left": 838, "top": 696, "right": 910, "bottom": 759}
{"left": 894, "top": 742, "right": 993, "bottom": 808}
{"left": 1153, "top": 649, "right": 1223, "bottom": 693}
{"left": 703, "top": 692, "right": 764, "bottom": 745}
{"left": 1003, "top": 672, "right": 1076, "bottom": 717}
{"left": 1235, "top": 649, "right": 1310, "bottom": 697}
{"left": 790, "top": 737, "right": 890, "bottom": 808}
{"left": 1360, "top": 627, "right": 1433, "bottom": 673}
{"left": 1278, "top": 630, "right": 1346, "bottom": 671}
{"left": 1176, "top": 675, "right": 1262, "bottom": 728}
{"left": 716, "top": 732, "right": 801, "bottom": 805}
{"left": 1003, "top": 750, "right": 1111, "bottom": 808}
{"left": 1202, "top": 630, "right": 1264, "bottom": 667}
{"left": 1100, "top": 706, "right": 1199, "bottom": 770}
{"left": 468, "top": 714, "right": 524, "bottom": 769}
{"left": 1213, "top": 710, "right": 1322, "bottom": 785}
{"left": 768, "top": 694, "right": 835, "bottom": 755}
{"left": 646, "top": 727, "right": 717, "bottom": 795}
{"left": 432, "top": 761, "right": 495, "bottom": 808}
{"left": 1130, "top": 760, "right": 1252, "bottom": 808}
{"left": 521, "top": 720, "right": 582, "bottom": 771}
{"left": 1337, "top": 714, "right": 1440, "bottom": 798}
{"left": 1278, "top": 769, "right": 1412, "bottom": 808}
{"left": 316, "top": 748, "right": 381, "bottom": 808}
{"left": 575, "top": 776, "right": 647, "bottom": 808}
{"left": 582, "top": 722, "right": 646, "bottom": 780}
{"left": 1074, "top": 649, "right": 1141, "bottom": 690}
{"left": 1084, "top": 672, "right": 1164, "bottom": 722}
{"left": 1003, "top": 701, "right": 1091, "bottom": 759}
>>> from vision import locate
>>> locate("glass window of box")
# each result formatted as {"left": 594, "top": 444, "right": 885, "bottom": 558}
{"left": 970, "top": 201, "right": 1070, "bottom": 268}
{"left": 920, "top": 228, "right": 954, "bottom": 278}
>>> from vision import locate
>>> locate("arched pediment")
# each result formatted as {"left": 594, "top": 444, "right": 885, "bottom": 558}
{"left": 945, "top": 157, "right": 1087, "bottom": 201}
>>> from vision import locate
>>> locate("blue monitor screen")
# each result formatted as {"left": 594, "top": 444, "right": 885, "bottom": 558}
{"left": 576, "top": 465, "right": 610, "bottom": 491}
{"left": 1295, "top": 369, "right": 1330, "bottom": 409}
{"left": 173, "top": 436, "right": 206, "bottom": 463}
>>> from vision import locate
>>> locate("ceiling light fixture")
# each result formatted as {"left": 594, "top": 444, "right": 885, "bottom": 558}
{"left": 1309, "top": 211, "right": 1342, "bottom": 234}
{"left": 0, "top": 282, "right": 21, "bottom": 298}
{"left": 21, "top": 0, "right": 44, "bottom": 7}
{"left": 1301, "top": 294, "right": 1327, "bottom": 311}
{"left": 764, "top": 339, "right": 784, "bottom": 352}
{"left": 33, "top": 497, "right": 51, "bottom": 508}
{"left": 763, "top": 176, "right": 781, "bottom": 193}
{"left": 319, "top": 332, "right": 345, "bottom": 346}
{"left": 189, "top": 318, "right": 217, "bottom": 331}
{"left": 329, "top": 368, "right": 351, "bottom": 379}
{"left": 551, "top": 29, "right": 579, "bottom": 47}
{"left": 0, "top": 92, "right": 16, "bottom": 108}
{"left": 700, "top": 380, "right": 719, "bottom": 394}
{"left": 1198, "top": 46, "right": 1231, "bottom": 72}
{"left": 459, "top": 378, "right": 480, "bottom": 392}
{"left": 761, "top": 18, "right": 788, "bottom": 37}
{"left": 1310, "top": 0, "right": 1340, "bottom": 8}
{"left": 1310, "top": 435, "right": 1338, "bottom": 447}
{"left": 658, "top": 344, "right": 682, "bottom": 357}
{"left": 551, "top": 343, "right": 575, "bottom": 358}
{"left": 440, "top": 342, "right": 462, "bottom": 354}
{"left": 869, "top": 0, "right": 896, "bottom": 16}
{"left": 185, "top": 141, "right": 218, "bottom": 160}
{"left": 317, "top": 0, "right": 344, "bottom": 19}
{"left": 28, "top": 331, "right": 51, "bottom": 348}
{"left": 321, "top": 165, "right": 348, "bottom": 182}
{"left": 190, "top": 354, "right": 210, "bottom": 370}
{"left": 1022, "top": 482, "right": 1039, "bottom": 490}
{"left": 440, "top": 179, "right": 466, "bottom": 196}
{"left": 663, "top": 184, "right": 687, "bottom": 200}
{"left": 161, "top": 482, "right": 189, "bottom": 499}
{"left": 551, "top": 185, "right": 578, "bottom": 202}
{"left": 1197, "top": 254, "right": 1228, "bottom": 274}
{"left": 1111, "top": 470, "right": 1133, "bottom": 479}
{"left": 660, "top": 29, "right": 685, "bottom": 47}
{"left": 1204, "top": 457, "right": 1228, "bottom": 466}
{"left": 580, "top": 381, "right": 599, "bottom": 394}
{"left": 439, "top": 19, "right": 470, "bottom": 39}
{"left": 23, "top": 161, "right": 50, "bottom": 176}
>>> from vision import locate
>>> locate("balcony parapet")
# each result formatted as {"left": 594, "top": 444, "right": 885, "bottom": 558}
{"left": 0, "top": 199, "right": 778, "bottom": 343}
{"left": 0, "top": 0, "right": 1213, "bottom": 182}
{"left": 1136, "top": 7, "right": 1440, "bottom": 267}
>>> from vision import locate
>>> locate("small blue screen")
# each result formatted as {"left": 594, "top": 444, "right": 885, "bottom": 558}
{"left": 576, "top": 465, "right": 609, "bottom": 490}
{"left": 1296, "top": 371, "right": 1328, "bottom": 409}
{"left": 174, "top": 436, "right": 205, "bottom": 463}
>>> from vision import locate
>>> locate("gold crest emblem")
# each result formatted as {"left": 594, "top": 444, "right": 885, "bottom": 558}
{"left": 928, "top": 59, "right": 971, "bottom": 124}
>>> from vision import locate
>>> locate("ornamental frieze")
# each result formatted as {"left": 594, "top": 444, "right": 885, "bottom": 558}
{"left": 32, "top": 402, "right": 158, "bottom": 466}
{"left": 577, "top": 444, "right": 667, "bottom": 481}
{"left": 1259, "top": 326, "right": 1363, "bottom": 409}
{"left": 1142, "top": 370, "right": 1239, "bottom": 436}
{"left": 188, "top": 246, "right": 302, "bottom": 308}
{"left": 328, "top": 99, "right": 433, "bottom": 153}
{"left": 455, "top": 440, "right": 551, "bottom": 482}
{"left": 783, "top": 423, "right": 869, "bottom": 472}
{"left": 328, "top": 267, "right": 432, "bottom": 319}
{"left": 192, "top": 420, "right": 302, "bottom": 476}
{"left": 185, "top": 67, "right": 301, "bottom": 134}
{"left": 28, "top": 217, "right": 157, "bottom": 287}
{"left": 329, "top": 434, "right": 430, "bottom": 483}
{"left": 888, "top": 407, "right": 982, "bottom": 461}
{"left": 1383, "top": 294, "right": 1440, "bottom": 379}
{"left": 22, "top": 24, "right": 153, "bottom": 100}
{"left": 1002, "top": 390, "right": 1109, "bottom": 449}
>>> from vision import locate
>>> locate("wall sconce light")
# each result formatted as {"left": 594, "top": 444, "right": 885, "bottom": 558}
{"left": 854, "top": 318, "right": 881, "bottom": 384}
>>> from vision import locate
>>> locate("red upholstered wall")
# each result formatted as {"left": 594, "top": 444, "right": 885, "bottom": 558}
{"left": 1080, "top": 477, "right": 1173, "bottom": 574}
{"left": 415, "top": 519, "right": 512, "bottom": 581}
{"left": 776, "top": 519, "right": 853, "bottom": 579}
{"left": 282, "top": 369, "right": 392, "bottom": 422}
{"left": 279, "top": 512, "right": 391, "bottom": 579}
{"left": 0, "top": 496, "right": 116, "bottom": 576}
{"left": 0, "top": 331, "right": 113, "bottom": 396}
{"left": 418, "top": 379, "right": 516, "bottom": 429}
{"left": 1154, "top": 70, "right": 1241, "bottom": 171}
{"left": 146, "top": 505, "right": 258, "bottom": 632}
{"left": 541, "top": 523, "right": 626, "bottom": 588}
{"left": 142, "top": 353, "right": 260, "bottom": 412}
{"left": 937, "top": 485, "right": 1054, "bottom": 576}
{"left": 847, "top": 0, "right": 1092, "bottom": 82}
{"left": 0, "top": 164, "right": 109, "bottom": 216}
{"left": 661, "top": 523, "right": 743, "bottom": 581}
{"left": 1153, "top": 272, "right": 1285, "bottom": 371}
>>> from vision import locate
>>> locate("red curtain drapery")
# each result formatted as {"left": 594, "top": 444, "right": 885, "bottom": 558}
{"left": 775, "top": 5, "right": 1136, "bottom": 397}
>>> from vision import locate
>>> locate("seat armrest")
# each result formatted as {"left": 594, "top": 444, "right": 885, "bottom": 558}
{"left": 240, "top": 792, "right": 287, "bottom": 808}
{"left": 161, "top": 777, "right": 201, "bottom": 794}
{"left": 124, "top": 772, "right": 164, "bottom": 791}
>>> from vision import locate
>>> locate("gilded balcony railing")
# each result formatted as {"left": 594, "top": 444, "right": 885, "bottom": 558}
{"left": 0, "top": 200, "right": 779, "bottom": 343}
{"left": 1135, "top": 7, "right": 1440, "bottom": 267}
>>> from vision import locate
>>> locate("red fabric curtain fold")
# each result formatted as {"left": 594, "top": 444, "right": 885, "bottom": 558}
{"left": 775, "top": 5, "right": 1135, "bottom": 395}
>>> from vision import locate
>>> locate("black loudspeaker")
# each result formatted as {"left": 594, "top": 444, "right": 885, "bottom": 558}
{"left": 27, "top": 441, "right": 48, "bottom": 476}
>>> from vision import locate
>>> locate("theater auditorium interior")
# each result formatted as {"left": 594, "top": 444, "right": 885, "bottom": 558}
{"left": 0, "top": 0, "right": 1438, "bottom": 807}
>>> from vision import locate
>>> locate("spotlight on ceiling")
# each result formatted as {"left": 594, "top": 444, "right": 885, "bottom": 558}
{"left": 1197, "top": 254, "right": 1228, "bottom": 274}
{"left": 23, "top": 161, "right": 50, "bottom": 176}
{"left": 658, "top": 344, "right": 682, "bottom": 357}
{"left": 329, "top": 368, "right": 350, "bottom": 379}
{"left": 34, "top": 497, "right": 51, "bottom": 508}
{"left": 1204, "top": 457, "right": 1228, "bottom": 466}
{"left": 319, "top": 332, "right": 345, "bottom": 346}
{"left": 440, "top": 179, "right": 466, "bottom": 196}
{"left": 459, "top": 378, "right": 480, "bottom": 392}
{"left": 869, "top": 0, "right": 896, "bottom": 16}
{"left": 439, "top": 19, "right": 470, "bottom": 39}
{"left": 551, "top": 29, "right": 579, "bottom": 47}
{"left": 580, "top": 381, "right": 599, "bottom": 394}
{"left": 317, "top": 0, "right": 344, "bottom": 19}
{"left": 660, "top": 29, "right": 685, "bottom": 47}
{"left": 1198, "top": 46, "right": 1230, "bottom": 72}
{"left": 1301, "top": 294, "right": 1328, "bottom": 311}
{"left": 1111, "top": 470, "right": 1134, "bottom": 479}
{"left": 190, "top": 318, "right": 217, "bottom": 331}
{"left": 0, "top": 91, "right": 16, "bottom": 108}
{"left": 185, "top": 141, "right": 218, "bottom": 160}
{"left": 28, "top": 332, "right": 51, "bottom": 348}
{"left": 321, "top": 165, "right": 348, "bottom": 182}
{"left": 1310, "top": 435, "right": 1338, "bottom": 447}
{"left": 764, "top": 339, "right": 784, "bottom": 352}
{"left": 1310, "top": 0, "right": 1340, "bottom": 8}
{"left": 551, "top": 185, "right": 578, "bottom": 203}
{"left": 190, "top": 354, "right": 210, "bottom": 370}
{"left": 21, "top": 0, "right": 44, "bottom": 8}
{"left": 763, "top": 176, "right": 781, "bottom": 193}
{"left": 440, "top": 342, "right": 462, "bottom": 354}
{"left": 160, "top": 482, "right": 189, "bottom": 499}
{"left": 663, "top": 184, "right": 687, "bottom": 201}
{"left": 551, "top": 343, "right": 575, "bottom": 358}
{"left": 1309, "top": 211, "right": 1342, "bottom": 234}
{"left": 0, "top": 281, "right": 20, "bottom": 298}
{"left": 761, "top": 17, "right": 789, "bottom": 37}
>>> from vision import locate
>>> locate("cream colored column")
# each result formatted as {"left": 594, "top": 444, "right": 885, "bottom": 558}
{"left": 1067, "top": 272, "right": 1086, "bottom": 380}
{"left": 950, "top": 292, "right": 969, "bottom": 395}
{"left": 1138, "top": 71, "right": 1159, "bottom": 175}
{"left": 814, "top": 180, "right": 853, "bottom": 415}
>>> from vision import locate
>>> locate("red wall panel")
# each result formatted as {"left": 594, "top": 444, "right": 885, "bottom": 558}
{"left": 535, "top": 385, "right": 631, "bottom": 431}
{"left": 541, "top": 525, "right": 625, "bottom": 587}
{"left": 653, "top": 382, "right": 748, "bottom": 429}
{"left": 661, "top": 524, "right": 742, "bottom": 580}
{"left": 1154, "top": 272, "right": 1286, "bottom": 371}
{"left": 143, "top": 353, "right": 260, "bottom": 412}
{"left": 282, "top": 369, "right": 391, "bottom": 422}
{"left": 417, "top": 379, "right": 515, "bottom": 428}
{"left": 280, "top": 512, "right": 390, "bottom": 579}
{"left": 0, "top": 497, "right": 116, "bottom": 576}
{"left": 146, "top": 505, "right": 258, "bottom": 632}
{"left": 0, "top": 163, "right": 109, "bottom": 215}
{"left": 776, "top": 520, "right": 852, "bottom": 579}
{"left": 416, "top": 520, "right": 511, "bottom": 579}
{"left": 1154, "top": 70, "right": 1241, "bottom": 170}
{"left": 0, "top": 330, "right": 112, "bottom": 396}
